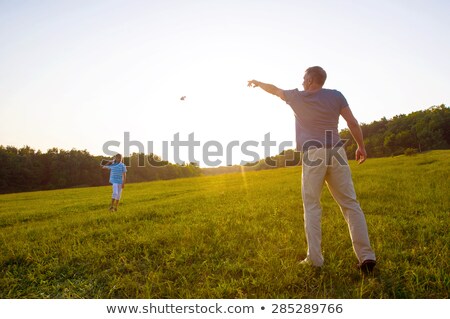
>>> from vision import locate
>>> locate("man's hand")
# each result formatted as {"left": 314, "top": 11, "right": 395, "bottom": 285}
{"left": 122, "top": 184, "right": 125, "bottom": 189}
{"left": 247, "top": 80, "right": 259, "bottom": 88}
{"left": 355, "top": 147, "right": 367, "bottom": 164}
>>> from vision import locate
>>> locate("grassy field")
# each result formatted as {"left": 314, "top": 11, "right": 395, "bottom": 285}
{"left": 0, "top": 150, "right": 448, "bottom": 298}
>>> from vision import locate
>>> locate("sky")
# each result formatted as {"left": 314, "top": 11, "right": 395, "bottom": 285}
{"left": 1, "top": 0, "right": 449, "bottom": 166}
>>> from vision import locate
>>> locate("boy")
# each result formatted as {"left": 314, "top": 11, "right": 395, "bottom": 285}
{"left": 102, "top": 153, "right": 127, "bottom": 212}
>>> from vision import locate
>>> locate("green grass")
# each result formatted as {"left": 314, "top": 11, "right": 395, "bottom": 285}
{"left": 0, "top": 150, "right": 449, "bottom": 298}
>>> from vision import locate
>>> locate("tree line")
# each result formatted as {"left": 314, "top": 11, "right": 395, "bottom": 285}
{"left": 246, "top": 104, "right": 450, "bottom": 169}
{"left": 0, "top": 148, "right": 201, "bottom": 194}
{"left": 340, "top": 104, "right": 449, "bottom": 159}
{"left": 1, "top": 105, "right": 448, "bottom": 193}
{"left": 206, "top": 104, "right": 449, "bottom": 172}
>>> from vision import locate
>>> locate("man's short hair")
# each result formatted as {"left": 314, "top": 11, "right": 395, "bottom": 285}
{"left": 305, "top": 66, "right": 327, "bottom": 86}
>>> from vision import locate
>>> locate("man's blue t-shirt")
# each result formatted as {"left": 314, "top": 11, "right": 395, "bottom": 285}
{"left": 106, "top": 162, "right": 127, "bottom": 184}
{"left": 283, "top": 88, "right": 349, "bottom": 151}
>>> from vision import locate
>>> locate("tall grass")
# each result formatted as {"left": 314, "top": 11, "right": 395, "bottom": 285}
{"left": 0, "top": 150, "right": 448, "bottom": 298}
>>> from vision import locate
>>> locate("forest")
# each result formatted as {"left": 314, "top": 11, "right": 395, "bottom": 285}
{"left": 341, "top": 104, "right": 449, "bottom": 159}
{"left": 0, "top": 149, "right": 201, "bottom": 194}
{"left": 1, "top": 105, "right": 448, "bottom": 193}
{"left": 215, "top": 104, "right": 450, "bottom": 171}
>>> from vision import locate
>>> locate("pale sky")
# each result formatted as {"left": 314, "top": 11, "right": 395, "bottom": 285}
{"left": 1, "top": 0, "right": 449, "bottom": 166}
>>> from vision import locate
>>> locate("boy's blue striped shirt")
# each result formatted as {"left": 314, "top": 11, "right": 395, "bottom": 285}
{"left": 107, "top": 162, "right": 127, "bottom": 184}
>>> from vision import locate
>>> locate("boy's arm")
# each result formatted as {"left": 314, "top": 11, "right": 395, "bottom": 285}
{"left": 340, "top": 106, "right": 367, "bottom": 164}
{"left": 101, "top": 159, "right": 113, "bottom": 169}
{"left": 248, "top": 80, "right": 286, "bottom": 101}
{"left": 122, "top": 172, "right": 126, "bottom": 188}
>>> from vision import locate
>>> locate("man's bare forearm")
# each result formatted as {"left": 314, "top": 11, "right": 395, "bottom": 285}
{"left": 254, "top": 81, "right": 278, "bottom": 95}
{"left": 248, "top": 80, "right": 285, "bottom": 100}
{"left": 348, "top": 121, "right": 365, "bottom": 149}
{"left": 348, "top": 121, "right": 368, "bottom": 163}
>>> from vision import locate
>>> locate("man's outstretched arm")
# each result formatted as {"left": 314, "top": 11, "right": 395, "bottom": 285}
{"left": 248, "top": 80, "right": 286, "bottom": 101}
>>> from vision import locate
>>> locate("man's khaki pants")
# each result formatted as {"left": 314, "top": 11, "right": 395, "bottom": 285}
{"left": 301, "top": 147, "right": 376, "bottom": 267}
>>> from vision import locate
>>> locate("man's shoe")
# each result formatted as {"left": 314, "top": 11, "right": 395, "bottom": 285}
{"left": 358, "top": 259, "right": 376, "bottom": 274}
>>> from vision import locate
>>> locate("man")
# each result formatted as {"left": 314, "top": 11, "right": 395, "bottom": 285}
{"left": 248, "top": 66, "right": 376, "bottom": 273}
